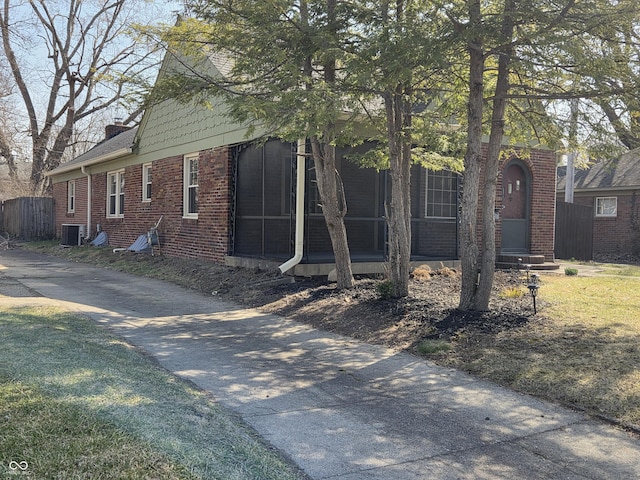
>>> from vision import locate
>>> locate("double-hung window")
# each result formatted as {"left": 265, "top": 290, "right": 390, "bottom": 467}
{"left": 425, "top": 169, "right": 458, "bottom": 219}
{"left": 142, "top": 163, "right": 152, "bottom": 202}
{"left": 595, "top": 197, "right": 617, "bottom": 217}
{"left": 183, "top": 154, "right": 199, "bottom": 218}
{"left": 67, "top": 180, "right": 76, "bottom": 213}
{"left": 107, "top": 170, "right": 125, "bottom": 217}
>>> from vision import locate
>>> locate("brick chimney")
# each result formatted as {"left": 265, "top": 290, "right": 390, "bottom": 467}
{"left": 105, "top": 119, "right": 131, "bottom": 140}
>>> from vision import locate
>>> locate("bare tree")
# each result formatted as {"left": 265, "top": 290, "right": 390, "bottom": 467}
{"left": 0, "top": 60, "right": 19, "bottom": 183}
{"left": 0, "top": 0, "right": 165, "bottom": 195}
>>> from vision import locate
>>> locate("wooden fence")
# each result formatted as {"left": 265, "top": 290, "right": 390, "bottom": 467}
{"left": 1, "top": 197, "right": 55, "bottom": 240}
{"left": 555, "top": 201, "right": 593, "bottom": 261}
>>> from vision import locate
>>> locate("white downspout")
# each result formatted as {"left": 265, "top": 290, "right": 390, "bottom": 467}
{"left": 279, "top": 139, "right": 306, "bottom": 274}
{"left": 81, "top": 166, "right": 92, "bottom": 239}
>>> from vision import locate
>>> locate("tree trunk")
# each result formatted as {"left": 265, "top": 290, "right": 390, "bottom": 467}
{"left": 458, "top": 1, "right": 484, "bottom": 310}
{"left": 301, "top": 0, "right": 353, "bottom": 289}
{"left": 384, "top": 89, "right": 412, "bottom": 298}
{"left": 474, "top": 0, "right": 515, "bottom": 311}
{"left": 459, "top": 0, "right": 515, "bottom": 311}
{"left": 310, "top": 137, "right": 354, "bottom": 289}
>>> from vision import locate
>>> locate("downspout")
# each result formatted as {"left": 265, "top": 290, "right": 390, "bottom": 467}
{"left": 81, "top": 166, "right": 92, "bottom": 239}
{"left": 279, "top": 139, "right": 306, "bottom": 274}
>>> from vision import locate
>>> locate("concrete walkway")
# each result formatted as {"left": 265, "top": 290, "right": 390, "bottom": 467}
{"left": 1, "top": 248, "right": 639, "bottom": 479}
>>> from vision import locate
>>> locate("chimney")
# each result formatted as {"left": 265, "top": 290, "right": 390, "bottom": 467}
{"left": 105, "top": 119, "right": 131, "bottom": 140}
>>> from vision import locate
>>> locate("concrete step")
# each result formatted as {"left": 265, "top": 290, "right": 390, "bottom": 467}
{"left": 496, "top": 261, "right": 560, "bottom": 271}
{"left": 496, "top": 254, "right": 546, "bottom": 265}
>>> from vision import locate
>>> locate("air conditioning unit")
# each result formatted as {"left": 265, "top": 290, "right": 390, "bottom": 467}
{"left": 61, "top": 224, "right": 85, "bottom": 246}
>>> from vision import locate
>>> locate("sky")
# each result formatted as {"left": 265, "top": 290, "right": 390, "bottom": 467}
{"left": 1, "top": 0, "right": 185, "bottom": 164}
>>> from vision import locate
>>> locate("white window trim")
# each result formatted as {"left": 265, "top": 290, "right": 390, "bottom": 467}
{"left": 67, "top": 180, "right": 76, "bottom": 213}
{"left": 106, "top": 169, "right": 125, "bottom": 218}
{"left": 183, "top": 153, "right": 199, "bottom": 219}
{"left": 595, "top": 196, "right": 617, "bottom": 218}
{"left": 142, "top": 163, "right": 152, "bottom": 202}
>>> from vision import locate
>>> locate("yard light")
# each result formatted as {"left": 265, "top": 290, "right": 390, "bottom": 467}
{"left": 527, "top": 273, "right": 540, "bottom": 314}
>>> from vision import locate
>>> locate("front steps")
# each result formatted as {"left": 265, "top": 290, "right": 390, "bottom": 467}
{"left": 496, "top": 254, "right": 560, "bottom": 271}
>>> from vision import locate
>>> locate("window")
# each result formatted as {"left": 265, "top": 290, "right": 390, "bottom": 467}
{"left": 107, "top": 170, "right": 125, "bottom": 217}
{"left": 183, "top": 154, "right": 199, "bottom": 218}
{"left": 142, "top": 163, "right": 152, "bottom": 202}
{"left": 425, "top": 169, "right": 458, "bottom": 219}
{"left": 67, "top": 180, "right": 75, "bottom": 213}
{"left": 595, "top": 197, "right": 617, "bottom": 217}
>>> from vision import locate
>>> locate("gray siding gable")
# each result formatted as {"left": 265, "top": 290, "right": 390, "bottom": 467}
{"left": 134, "top": 50, "right": 261, "bottom": 164}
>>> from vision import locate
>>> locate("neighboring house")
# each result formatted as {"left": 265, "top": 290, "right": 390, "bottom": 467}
{"left": 47, "top": 51, "right": 558, "bottom": 275}
{"left": 557, "top": 148, "right": 640, "bottom": 258}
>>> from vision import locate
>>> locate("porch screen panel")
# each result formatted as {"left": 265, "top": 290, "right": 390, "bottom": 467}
{"left": 263, "top": 219, "right": 293, "bottom": 257}
{"left": 339, "top": 143, "right": 379, "bottom": 218}
{"left": 236, "top": 146, "right": 264, "bottom": 217}
{"left": 306, "top": 216, "right": 333, "bottom": 256}
{"left": 344, "top": 219, "right": 385, "bottom": 257}
{"left": 234, "top": 140, "right": 294, "bottom": 258}
{"left": 263, "top": 141, "right": 293, "bottom": 217}
{"left": 234, "top": 219, "right": 263, "bottom": 255}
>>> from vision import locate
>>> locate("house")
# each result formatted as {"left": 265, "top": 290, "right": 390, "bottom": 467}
{"left": 557, "top": 148, "right": 640, "bottom": 258}
{"left": 47, "top": 51, "right": 558, "bottom": 276}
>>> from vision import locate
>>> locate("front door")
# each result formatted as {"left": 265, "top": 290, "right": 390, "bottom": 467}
{"left": 501, "top": 162, "right": 529, "bottom": 253}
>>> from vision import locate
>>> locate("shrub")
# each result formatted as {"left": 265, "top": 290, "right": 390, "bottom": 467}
{"left": 565, "top": 267, "right": 579, "bottom": 276}
{"left": 500, "top": 286, "right": 525, "bottom": 298}
{"left": 376, "top": 280, "right": 394, "bottom": 300}
{"left": 434, "top": 266, "right": 458, "bottom": 277}
{"left": 412, "top": 265, "right": 432, "bottom": 281}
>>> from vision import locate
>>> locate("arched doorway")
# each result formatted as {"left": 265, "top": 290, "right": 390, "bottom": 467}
{"left": 501, "top": 161, "right": 531, "bottom": 253}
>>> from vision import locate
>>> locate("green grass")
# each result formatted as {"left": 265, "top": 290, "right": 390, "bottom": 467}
{"left": 598, "top": 263, "right": 640, "bottom": 277}
{"left": 1, "top": 380, "right": 194, "bottom": 479}
{"left": 0, "top": 306, "right": 304, "bottom": 480}
{"left": 416, "top": 339, "right": 452, "bottom": 355}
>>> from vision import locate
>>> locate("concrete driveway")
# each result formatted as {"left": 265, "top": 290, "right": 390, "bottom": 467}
{"left": 1, "top": 248, "right": 639, "bottom": 479}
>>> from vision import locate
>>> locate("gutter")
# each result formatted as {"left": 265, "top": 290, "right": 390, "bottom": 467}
{"left": 81, "top": 166, "right": 92, "bottom": 239}
{"left": 558, "top": 185, "right": 640, "bottom": 194}
{"left": 45, "top": 146, "right": 133, "bottom": 177}
{"left": 279, "top": 139, "right": 306, "bottom": 274}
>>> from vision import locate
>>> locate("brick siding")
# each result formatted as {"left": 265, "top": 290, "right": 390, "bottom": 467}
{"left": 480, "top": 146, "right": 557, "bottom": 261}
{"left": 571, "top": 191, "right": 640, "bottom": 256}
{"left": 52, "top": 142, "right": 556, "bottom": 265}
{"left": 53, "top": 147, "right": 232, "bottom": 262}
{"left": 53, "top": 177, "right": 88, "bottom": 237}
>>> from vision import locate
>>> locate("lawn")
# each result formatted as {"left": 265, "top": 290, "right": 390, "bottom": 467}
{"left": 441, "top": 272, "right": 640, "bottom": 428}
{"left": 0, "top": 305, "right": 305, "bottom": 479}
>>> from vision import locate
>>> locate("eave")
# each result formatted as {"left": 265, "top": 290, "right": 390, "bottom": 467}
{"left": 45, "top": 147, "right": 133, "bottom": 177}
